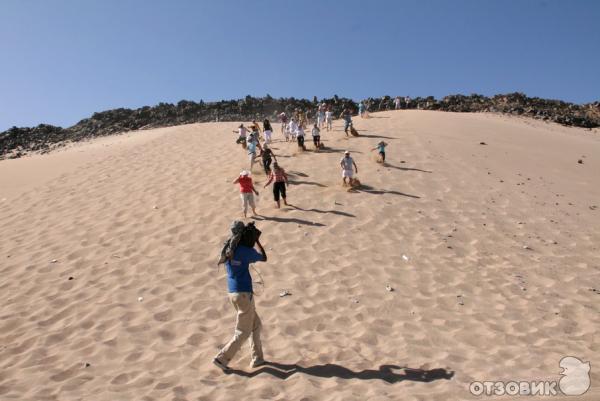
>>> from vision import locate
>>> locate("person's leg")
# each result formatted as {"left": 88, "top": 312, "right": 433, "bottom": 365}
{"left": 249, "top": 193, "right": 257, "bottom": 215}
{"left": 273, "top": 183, "right": 280, "bottom": 208}
{"left": 215, "top": 293, "right": 255, "bottom": 365}
{"left": 280, "top": 182, "right": 288, "bottom": 205}
{"left": 241, "top": 194, "right": 248, "bottom": 218}
{"left": 249, "top": 308, "right": 263, "bottom": 366}
{"left": 381, "top": 152, "right": 386, "bottom": 163}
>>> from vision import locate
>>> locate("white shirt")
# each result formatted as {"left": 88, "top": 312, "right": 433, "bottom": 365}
{"left": 341, "top": 156, "right": 354, "bottom": 170}
{"left": 311, "top": 128, "right": 320, "bottom": 137}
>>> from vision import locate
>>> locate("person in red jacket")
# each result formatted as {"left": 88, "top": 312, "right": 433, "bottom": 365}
{"left": 233, "top": 170, "right": 259, "bottom": 218}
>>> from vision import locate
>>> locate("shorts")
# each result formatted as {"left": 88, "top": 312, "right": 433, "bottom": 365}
{"left": 273, "top": 181, "right": 286, "bottom": 201}
{"left": 313, "top": 135, "right": 320, "bottom": 145}
{"left": 342, "top": 169, "right": 354, "bottom": 178}
{"left": 240, "top": 192, "right": 255, "bottom": 210}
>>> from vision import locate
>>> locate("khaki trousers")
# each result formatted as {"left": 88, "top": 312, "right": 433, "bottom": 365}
{"left": 216, "top": 292, "right": 263, "bottom": 364}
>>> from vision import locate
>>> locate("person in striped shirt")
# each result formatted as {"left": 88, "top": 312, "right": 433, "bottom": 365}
{"left": 263, "top": 162, "right": 289, "bottom": 208}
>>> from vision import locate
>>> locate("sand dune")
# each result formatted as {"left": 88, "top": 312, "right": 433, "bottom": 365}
{"left": 1, "top": 111, "right": 598, "bottom": 400}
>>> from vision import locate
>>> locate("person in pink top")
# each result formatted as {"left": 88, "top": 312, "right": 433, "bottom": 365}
{"left": 233, "top": 170, "right": 259, "bottom": 218}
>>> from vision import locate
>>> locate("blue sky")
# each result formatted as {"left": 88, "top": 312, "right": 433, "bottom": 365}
{"left": 1, "top": 0, "right": 599, "bottom": 131}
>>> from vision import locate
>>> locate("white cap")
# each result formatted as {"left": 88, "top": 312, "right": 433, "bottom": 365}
{"left": 344, "top": 150, "right": 350, "bottom": 154}
{"left": 240, "top": 170, "right": 249, "bottom": 176}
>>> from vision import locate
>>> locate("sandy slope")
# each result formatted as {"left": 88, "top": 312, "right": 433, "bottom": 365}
{"left": 0, "top": 111, "right": 598, "bottom": 401}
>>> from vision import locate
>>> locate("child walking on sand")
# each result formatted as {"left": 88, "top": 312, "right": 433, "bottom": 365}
{"left": 263, "top": 162, "right": 289, "bottom": 208}
{"left": 371, "top": 141, "right": 388, "bottom": 163}
{"left": 311, "top": 124, "right": 321, "bottom": 150}
{"left": 233, "top": 171, "right": 259, "bottom": 218}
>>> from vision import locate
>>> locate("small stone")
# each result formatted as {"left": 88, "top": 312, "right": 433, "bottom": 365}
{"left": 153, "top": 205, "right": 158, "bottom": 209}
{"left": 84, "top": 362, "right": 91, "bottom": 368}
{"left": 68, "top": 277, "right": 74, "bottom": 280}
{"left": 138, "top": 296, "right": 144, "bottom": 302}
{"left": 402, "top": 254, "right": 409, "bottom": 261}
{"left": 577, "top": 159, "right": 583, "bottom": 164}
{"left": 51, "top": 259, "right": 58, "bottom": 263}
{"left": 386, "top": 285, "right": 394, "bottom": 292}
{"left": 479, "top": 142, "right": 487, "bottom": 145}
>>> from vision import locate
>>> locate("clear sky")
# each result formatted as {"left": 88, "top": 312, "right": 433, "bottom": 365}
{"left": 1, "top": 0, "right": 599, "bottom": 131}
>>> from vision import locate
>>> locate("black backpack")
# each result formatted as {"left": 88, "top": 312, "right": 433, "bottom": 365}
{"left": 239, "top": 222, "right": 261, "bottom": 247}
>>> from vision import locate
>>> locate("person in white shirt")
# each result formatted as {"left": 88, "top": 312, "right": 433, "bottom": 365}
{"left": 340, "top": 150, "right": 358, "bottom": 186}
{"left": 325, "top": 109, "right": 333, "bottom": 132}
{"left": 288, "top": 118, "right": 298, "bottom": 141}
{"left": 234, "top": 124, "right": 248, "bottom": 148}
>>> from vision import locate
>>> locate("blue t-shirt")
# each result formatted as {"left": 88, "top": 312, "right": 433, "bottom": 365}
{"left": 225, "top": 245, "right": 263, "bottom": 293}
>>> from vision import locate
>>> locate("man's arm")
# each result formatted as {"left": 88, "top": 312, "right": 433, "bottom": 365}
{"left": 353, "top": 161, "right": 358, "bottom": 173}
{"left": 233, "top": 177, "right": 240, "bottom": 184}
{"left": 255, "top": 239, "right": 267, "bottom": 262}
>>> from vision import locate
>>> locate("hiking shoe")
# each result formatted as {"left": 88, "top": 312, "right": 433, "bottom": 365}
{"left": 212, "top": 358, "right": 230, "bottom": 371}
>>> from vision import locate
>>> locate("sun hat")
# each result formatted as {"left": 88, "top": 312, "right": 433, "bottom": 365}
{"left": 240, "top": 170, "right": 249, "bottom": 176}
{"left": 344, "top": 150, "right": 350, "bottom": 154}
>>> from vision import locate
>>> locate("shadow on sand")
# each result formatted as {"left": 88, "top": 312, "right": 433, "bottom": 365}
{"left": 226, "top": 362, "right": 454, "bottom": 384}
{"left": 383, "top": 163, "right": 432, "bottom": 173}
{"left": 288, "top": 180, "right": 327, "bottom": 188}
{"left": 289, "top": 205, "right": 355, "bottom": 217}
{"left": 351, "top": 184, "right": 420, "bottom": 199}
{"left": 253, "top": 215, "right": 325, "bottom": 226}
{"left": 358, "top": 134, "right": 396, "bottom": 139}
{"left": 288, "top": 171, "right": 309, "bottom": 177}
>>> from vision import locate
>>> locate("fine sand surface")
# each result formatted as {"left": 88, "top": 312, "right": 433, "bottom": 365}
{"left": 1, "top": 111, "right": 599, "bottom": 401}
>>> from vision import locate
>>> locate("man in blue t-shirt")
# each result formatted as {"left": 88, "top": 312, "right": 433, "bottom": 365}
{"left": 213, "top": 238, "right": 267, "bottom": 371}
